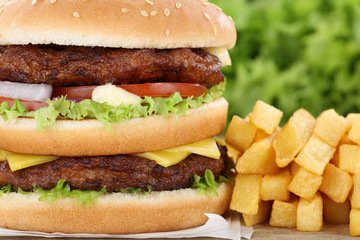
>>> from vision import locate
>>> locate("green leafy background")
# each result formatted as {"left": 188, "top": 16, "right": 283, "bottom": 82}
{"left": 210, "top": 0, "right": 360, "bottom": 123}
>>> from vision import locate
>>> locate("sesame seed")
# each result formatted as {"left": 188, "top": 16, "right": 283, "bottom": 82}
{"left": 146, "top": 0, "right": 154, "bottom": 5}
{"left": 164, "top": 8, "right": 170, "bottom": 16}
{"left": 204, "top": 12, "right": 211, "bottom": 20}
{"left": 175, "top": 2, "right": 181, "bottom": 8}
{"left": 165, "top": 29, "right": 170, "bottom": 37}
{"left": 73, "top": 11, "right": 80, "bottom": 18}
{"left": 0, "top": 8, "right": 3, "bottom": 15}
{"left": 0, "top": 4, "right": 3, "bottom": 8}
{"left": 51, "top": 0, "right": 57, "bottom": 4}
{"left": 202, "top": 2, "right": 209, "bottom": 6}
{"left": 228, "top": 16, "right": 233, "bottom": 22}
{"left": 215, "top": 6, "right": 222, "bottom": 11}
{"left": 213, "top": 26, "right": 218, "bottom": 36}
{"left": 31, "top": 0, "right": 37, "bottom": 5}
{"left": 150, "top": 10, "right": 158, "bottom": 16}
{"left": 141, "top": 10, "right": 149, "bottom": 17}
{"left": 121, "top": 8, "right": 130, "bottom": 13}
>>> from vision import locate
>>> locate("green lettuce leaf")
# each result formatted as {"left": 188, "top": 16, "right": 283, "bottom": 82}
{"left": 0, "top": 82, "right": 224, "bottom": 131}
{"left": 118, "top": 186, "right": 152, "bottom": 194}
{"left": 33, "top": 179, "right": 107, "bottom": 207}
{"left": 0, "top": 185, "right": 11, "bottom": 197}
{"left": 0, "top": 168, "right": 229, "bottom": 206}
{"left": 191, "top": 169, "right": 221, "bottom": 197}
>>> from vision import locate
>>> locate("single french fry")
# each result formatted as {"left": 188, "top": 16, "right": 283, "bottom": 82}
{"left": 225, "top": 115, "right": 257, "bottom": 153}
{"left": 270, "top": 198, "right": 298, "bottom": 228}
{"left": 346, "top": 113, "right": 360, "bottom": 132}
{"left": 323, "top": 195, "right": 350, "bottom": 224}
{"left": 243, "top": 200, "right": 271, "bottom": 227}
{"left": 294, "top": 134, "right": 336, "bottom": 175}
{"left": 351, "top": 175, "right": 360, "bottom": 208}
{"left": 249, "top": 100, "right": 283, "bottom": 134}
{"left": 349, "top": 121, "right": 360, "bottom": 145}
{"left": 236, "top": 134, "right": 280, "bottom": 175}
{"left": 230, "top": 174, "right": 262, "bottom": 215}
{"left": 273, "top": 109, "right": 316, "bottom": 167}
{"left": 313, "top": 109, "right": 348, "bottom": 147}
{"left": 260, "top": 168, "right": 291, "bottom": 201}
{"left": 319, "top": 163, "right": 353, "bottom": 203}
{"left": 350, "top": 209, "right": 360, "bottom": 236}
{"left": 287, "top": 167, "right": 322, "bottom": 200}
{"left": 337, "top": 144, "right": 360, "bottom": 174}
{"left": 297, "top": 192, "right": 323, "bottom": 232}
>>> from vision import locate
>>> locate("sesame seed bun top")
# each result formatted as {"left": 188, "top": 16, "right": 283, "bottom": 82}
{"left": 0, "top": 0, "right": 236, "bottom": 49}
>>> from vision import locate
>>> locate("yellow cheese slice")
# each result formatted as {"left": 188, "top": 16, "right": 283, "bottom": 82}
{"left": 1, "top": 150, "right": 59, "bottom": 172}
{"left": 135, "top": 151, "right": 191, "bottom": 167}
{"left": 134, "top": 138, "right": 220, "bottom": 167}
{"left": 0, "top": 138, "right": 220, "bottom": 171}
{"left": 215, "top": 138, "right": 242, "bottom": 164}
{"left": 0, "top": 150, "right": 6, "bottom": 161}
{"left": 203, "top": 47, "right": 232, "bottom": 66}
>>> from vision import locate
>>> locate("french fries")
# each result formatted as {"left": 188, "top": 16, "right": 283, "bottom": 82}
{"left": 287, "top": 167, "right": 322, "bottom": 200}
{"left": 225, "top": 100, "right": 360, "bottom": 236}
{"left": 297, "top": 192, "right": 323, "bottom": 232}
{"left": 260, "top": 168, "right": 291, "bottom": 201}
{"left": 249, "top": 100, "right": 283, "bottom": 134}
{"left": 270, "top": 198, "right": 298, "bottom": 228}
{"left": 294, "top": 134, "right": 336, "bottom": 175}
{"left": 273, "top": 109, "right": 315, "bottom": 167}
{"left": 243, "top": 200, "right": 271, "bottom": 227}
{"left": 236, "top": 134, "right": 280, "bottom": 175}
{"left": 319, "top": 163, "right": 352, "bottom": 203}
{"left": 230, "top": 173, "right": 262, "bottom": 215}
{"left": 313, "top": 109, "right": 348, "bottom": 147}
{"left": 225, "top": 115, "right": 257, "bottom": 153}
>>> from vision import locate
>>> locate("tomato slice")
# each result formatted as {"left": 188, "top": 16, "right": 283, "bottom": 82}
{"left": 52, "top": 83, "right": 208, "bottom": 99}
{"left": 0, "top": 83, "right": 208, "bottom": 112}
{"left": 0, "top": 97, "right": 48, "bottom": 111}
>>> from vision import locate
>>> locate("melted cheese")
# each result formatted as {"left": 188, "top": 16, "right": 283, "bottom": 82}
{"left": 134, "top": 138, "right": 220, "bottom": 167}
{"left": 203, "top": 47, "right": 232, "bottom": 66}
{"left": 0, "top": 150, "right": 59, "bottom": 172}
{"left": 0, "top": 138, "right": 220, "bottom": 171}
{"left": 0, "top": 151, "right": 6, "bottom": 161}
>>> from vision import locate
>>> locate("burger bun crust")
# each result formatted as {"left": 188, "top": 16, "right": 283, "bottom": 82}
{"left": 0, "top": 183, "right": 233, "bottom": 234}
{"left": 0, "top": 97, "right": 228, "bottom": 156}
{"left": 0, "top": 0, "right": 236, "bottom": 49}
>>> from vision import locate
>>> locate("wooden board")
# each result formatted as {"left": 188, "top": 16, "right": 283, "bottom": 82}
{"left": 252, "top": 223, "right": 352, "bottom": 240}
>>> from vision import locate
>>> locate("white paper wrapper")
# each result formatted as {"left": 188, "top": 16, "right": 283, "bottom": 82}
{"left": 0, "top": 211, "right": 253, "bottom": 239}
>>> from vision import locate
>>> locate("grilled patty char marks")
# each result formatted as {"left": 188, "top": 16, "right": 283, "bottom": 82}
{"left": 0, "top": 45, "right": 224, "bottom": 88}
{"left": 0, "top": 144, "right": 227, "bottom": 192}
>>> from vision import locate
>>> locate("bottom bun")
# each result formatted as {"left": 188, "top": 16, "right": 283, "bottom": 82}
{"left": 0, "top": 183, "right": 233, "bottom": 234}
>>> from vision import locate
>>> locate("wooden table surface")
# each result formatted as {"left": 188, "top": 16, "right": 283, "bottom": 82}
{"left": 251, "top": 223, "right": 355, "bottom": 239}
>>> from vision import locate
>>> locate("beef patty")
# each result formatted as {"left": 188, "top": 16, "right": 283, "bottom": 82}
{"left": 0, "top": 45, "right": 224, "bottom": 88}
{"left": 0, "top": 144, "right": 227, "bottom": 192}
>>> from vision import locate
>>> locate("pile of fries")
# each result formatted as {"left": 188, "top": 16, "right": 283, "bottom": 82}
{"left": 226, "top": 100, "right": 360, "bottom": 236}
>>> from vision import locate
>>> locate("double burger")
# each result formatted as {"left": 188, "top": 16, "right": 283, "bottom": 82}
{"left": 0, "top": 0, "right": 236, "bottom": 234}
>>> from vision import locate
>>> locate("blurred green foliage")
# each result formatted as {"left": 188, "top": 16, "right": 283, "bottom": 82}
{"left": 210, "top": 0, "right": 360, "bottom": 123}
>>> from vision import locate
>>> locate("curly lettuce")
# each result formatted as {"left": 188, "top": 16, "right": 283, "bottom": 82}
{"left": 191, "top": 169, "right": 233, "bottom": 197}
{"left": 0, "top": 82, "right": 224, "bottom": 131}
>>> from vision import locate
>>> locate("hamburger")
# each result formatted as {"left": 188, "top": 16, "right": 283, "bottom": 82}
{"left": 0, "top": 0, "right": 236, "bottom": 234}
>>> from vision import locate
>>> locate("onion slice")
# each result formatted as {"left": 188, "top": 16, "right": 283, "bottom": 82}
{"left": 0, "top": 81, "right": 53, "bottom": 101}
